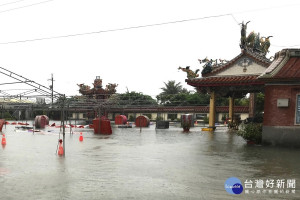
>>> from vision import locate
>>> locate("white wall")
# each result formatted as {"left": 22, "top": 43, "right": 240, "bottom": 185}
{"left": 216, "top": 59, "right": 266, "bottom": 76}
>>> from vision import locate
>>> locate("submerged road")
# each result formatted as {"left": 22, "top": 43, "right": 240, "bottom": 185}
{"left": 0, "top": 122, "right": 299, "bottom": 199}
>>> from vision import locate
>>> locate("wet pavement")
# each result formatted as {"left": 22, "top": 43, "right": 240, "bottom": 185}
{"left": 0, "top": 121, "right": 299, "bottom": 200}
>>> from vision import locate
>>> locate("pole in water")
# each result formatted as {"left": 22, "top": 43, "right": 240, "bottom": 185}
{"left": 139, "top": 115, "right": 142, "bottom": 133}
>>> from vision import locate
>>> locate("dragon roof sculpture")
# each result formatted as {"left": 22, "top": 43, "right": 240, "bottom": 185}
{"left": 77, "top": 76, "right": 118, "bottom": 99}
{"left": 239, "top": 21, "right": 272, "bottom": 56}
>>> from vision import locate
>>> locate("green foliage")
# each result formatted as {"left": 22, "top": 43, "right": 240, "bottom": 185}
{"left": 187, "top": 93, "right": 210, "bottom": 105}
{"left": 2, "top": 111, "right": 14, "bottom": 120}
{"left": 221, "top": 114, "right": 227, "bottom": 122}
{"left": 256, "top": 92, "right": 265, "bottom": 114}
{"left": 143, "top": 113, "right": 152, "bottom": 120}
{"left": 160, "top": 80, "right": 184, "bottom": 95}
{"left": 110, "top": 92, "right": 157, "bottom": 105}
{"left": 235, "top": 97, "right": 249, "bottom": 106}
{"left": 33, "top": 110, "right": 44, "bottom": 116}
{"left": 215, "top": 97, "right": 229, "bottom": 106}
{"left": 237, "top": 123, "right": 262, "bottom": 144}
{"left": 157, "top": 92, "right": 211, "bottom": 106}
{"left": 156, "top": 80, "right": 188, "bottom": 105}
{"left": 168, "top": 114, "right": 177, "bottom": 121}
{"left": 157, "top": 80, "right": 211, "bottom": 106}
{"left": 203, "top": 116, "right": 209, "bottom": 124}
{"left": 156, "top": 116, "right": 164, "bottom": 121}
{"left": 128, "top": 115, "right": 135, "bottom": 122}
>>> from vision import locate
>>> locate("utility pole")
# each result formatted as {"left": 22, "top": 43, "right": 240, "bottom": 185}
{"left": 48, "top": 73, "right": 54, "bottom": 106}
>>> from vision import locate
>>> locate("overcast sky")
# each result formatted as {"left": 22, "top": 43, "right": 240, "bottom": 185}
{"left": 0, "top": 0, "right": 299, "bottom": 99}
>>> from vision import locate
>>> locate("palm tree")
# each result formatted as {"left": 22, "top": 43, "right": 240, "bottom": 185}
{"left": 160, "top": 80, "right": 183, "bottom": 95}
{"left": 157, "top": 80, "right": 188, "bottom": 105}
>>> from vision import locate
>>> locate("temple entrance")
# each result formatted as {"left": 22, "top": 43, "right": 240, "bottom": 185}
{"left": 182, "top": 21, "right": 272, "bottom": 129}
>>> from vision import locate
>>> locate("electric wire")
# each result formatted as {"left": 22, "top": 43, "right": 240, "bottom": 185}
{"left": 0, "top": 13, "right": 232, "bottom": 45}
{"left": 0, "top": 2, "right": 300, "bottom": 46}
{"left": 0, "top": 0, "right": 27, "bottom": 7}
{"left": 0, "top": 2, "right": 299, "bottom": 46}
{"left": 0, "top": 0, "right": 54, "bottom": 14}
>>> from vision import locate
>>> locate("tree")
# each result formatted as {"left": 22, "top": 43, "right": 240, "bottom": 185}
{"left": 160, "top": 80, "right": 184, "bottom": 95}
{"left": 109, "top": 92, "right": 157, "bottom": 106}
{"left": 255, "top": 92, "right": 265, "bottom": 114}
{"left": 156, "top": 81, "right": 188, "bottom": 105}
{"left": 164, "top": 92, "right": 210, "bottom": 106}
{"left": 156, "top": 80, "right": 211, "bottom": 106}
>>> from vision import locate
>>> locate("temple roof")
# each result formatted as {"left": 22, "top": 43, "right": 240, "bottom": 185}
{"left": 187, "top": 48, "right": 270, "bottom": 90}
{"left": 203, "top": 49, "right": 271, "bottom": 77}
{"left": 185, "top": 22, "right": 275, "bottom": 95}
{"left": 259, "top": 49, "right": 300, "bottom": 81}
{"left": 187, "top": 75, "right": 264, "bottom": 87}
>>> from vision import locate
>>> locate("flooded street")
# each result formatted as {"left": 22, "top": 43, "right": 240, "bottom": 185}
{"left": 0, "top": 122, "right": 299, "bottom": 200}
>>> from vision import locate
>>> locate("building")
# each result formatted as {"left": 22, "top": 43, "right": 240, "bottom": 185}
{"left": 259, "top": 49, "right": 300, "bottom": 147}
{"left": 184, "top": 21, "right": 300, "bottom": 146}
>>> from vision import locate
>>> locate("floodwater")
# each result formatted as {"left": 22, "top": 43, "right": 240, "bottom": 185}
{"left": 0, "top": 121, "right": 299, "bottom": 200}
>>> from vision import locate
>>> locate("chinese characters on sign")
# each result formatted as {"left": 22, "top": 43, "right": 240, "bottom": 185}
{"left": 244, "top": 179, "right": 296, "bottom": 194}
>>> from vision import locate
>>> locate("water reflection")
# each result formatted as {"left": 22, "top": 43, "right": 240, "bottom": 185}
{"left": 0, "top": 122, "right": 299, "bottom": 199}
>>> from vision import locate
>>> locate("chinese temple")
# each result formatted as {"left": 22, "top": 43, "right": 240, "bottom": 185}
{"left": 183, "top": 21, "right": 300, "bottom": 146}
{"left": 77, "top": 76, "right": 118, "bottom": 99}
{"left": 185, "top": 21, "right": 271, "bottom": 129}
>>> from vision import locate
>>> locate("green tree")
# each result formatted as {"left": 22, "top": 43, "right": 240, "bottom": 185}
{"left": 156, "top": 80, "right": 211, "bottom": 106}
{"left": 156, "top": 81, "right": 189, "bottom": 105}
{"left": 160, "top": 80, "right": 184, "bottom": 95}
{"left": 255, "top": 92, "right": 265, "bottom": 114}
{"left": 109, "top": 92, "right": 157, "bottom": 106}
{"left": 235, "top": 97, "right": 249, "bottom": 106}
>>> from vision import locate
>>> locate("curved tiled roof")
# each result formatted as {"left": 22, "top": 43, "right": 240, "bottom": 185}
{"left": 259, "top": 49, "right": 300, "bottom": 80}
{"left": 203, "top": 49, "right": 271, "bottom": 77}
{"left": 186, "top": 75, "right": 264, "bottom": 87}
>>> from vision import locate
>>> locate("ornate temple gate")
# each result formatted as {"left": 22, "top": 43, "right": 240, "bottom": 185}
{"left": 182, "top": 22, "right": 272, "bottom": 129}
{"left": 187, "top": 70, "right": 267, "bottom": 129}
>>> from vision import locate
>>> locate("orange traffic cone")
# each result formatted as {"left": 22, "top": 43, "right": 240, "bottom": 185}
{"left": 58, "top": 139, "right": 64, "bottom": 156}
{"left": 1, "top": 134, "right": 6, "bottom": 145}
{"left": 79, "top": 132, "right": 83, "bottom": 142}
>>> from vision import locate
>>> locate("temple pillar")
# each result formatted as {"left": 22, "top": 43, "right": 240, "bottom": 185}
{"left": 229, "top": 96, "right": 234, "bottom": 121}
{"left": 208, "top": 91, "right": 216, "bottom": 128}
{"left": 249, "top": 93, "right": 256, "bottom": 118}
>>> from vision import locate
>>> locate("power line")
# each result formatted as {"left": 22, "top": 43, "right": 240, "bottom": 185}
{"left": 230, "top": 14, "right": 240, "bottom": 25}
{"left": 0, "top": 2, "right": 300, "bottom": 45}
{"left": 0, "top": 0, "right": 54, "bottom": 14}
{"left": 0, "top": 13, "right": 232, "bottom": 45}
{"left": 0, "top": 0, "right": 27, "bottom": 7}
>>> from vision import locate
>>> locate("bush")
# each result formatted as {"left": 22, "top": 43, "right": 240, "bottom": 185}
{"left": 3, "top": 111, "right": 14, "bottom": 120}
{"left": 156, "top": 116, "right": 164, "bottom": 121}
{"left": 237, "top": 123, "right": 262, "bottom": 144}
{"left": 203, "top": 116, "right": 209, "bottom": 124}
{"left": 128, "top": 115, "right": 135, "bottom": 122}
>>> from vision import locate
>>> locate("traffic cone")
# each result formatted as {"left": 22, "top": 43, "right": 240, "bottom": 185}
{"left": 1, "top": 134, "right": 6, "bottom": 145}
{"left": 58, "top": 139, "right": 64, "bottom": 156}
{"left": 79, "top": 132, "right": 83, "bottom": 142}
